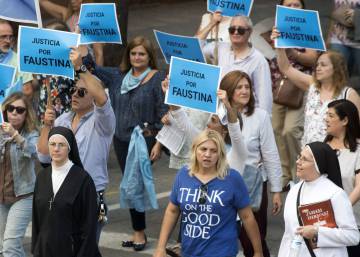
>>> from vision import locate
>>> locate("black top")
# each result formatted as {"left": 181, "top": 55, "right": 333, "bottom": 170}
{"left": 31, "top": 165, "right": 101, "bottom": 257}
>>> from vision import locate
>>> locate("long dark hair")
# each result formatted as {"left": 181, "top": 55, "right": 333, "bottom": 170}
{"left": 324, "top": 99, "right": 360, "bottom": 152}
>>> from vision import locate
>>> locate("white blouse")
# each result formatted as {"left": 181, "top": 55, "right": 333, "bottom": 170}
{"left": 241, "top": 108, "right": 282, "bottom": 192}
{"left": 302, "top": 85, "right": 348, "bottom": 146}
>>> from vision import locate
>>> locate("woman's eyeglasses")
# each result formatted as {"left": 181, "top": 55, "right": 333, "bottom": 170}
{"left": 198, "top": 184, "right": 208, "bottom": 204}
{"left": 69, "top": 87, "right": 88, "bottom": 97}
{"left": 228, "top": 26, "right": 250, "bottom": 35}
{"left": 6, "top": 105, "right": 26, "bottom": 114}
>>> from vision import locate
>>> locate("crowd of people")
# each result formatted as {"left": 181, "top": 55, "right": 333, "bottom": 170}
{"left": 1, "top": 0, "right": 360, "bottom": 257}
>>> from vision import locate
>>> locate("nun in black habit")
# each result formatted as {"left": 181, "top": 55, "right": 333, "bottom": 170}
{"left": 32, "top": 126, "right": 101, "bottom": 257}
{"left": 278, "top": 142, "right": 359, "bottom": 257}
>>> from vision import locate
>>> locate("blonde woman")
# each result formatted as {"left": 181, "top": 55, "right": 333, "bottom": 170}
{"left": 0, "top": 92, "right": 38, "bottom": 256}
{"left": 153, "top": 130, "right": 263, "bottom": 257}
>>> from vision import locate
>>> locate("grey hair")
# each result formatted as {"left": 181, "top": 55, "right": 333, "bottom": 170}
{"left": 230, "top": 15, "right": 253, "bottom": 30}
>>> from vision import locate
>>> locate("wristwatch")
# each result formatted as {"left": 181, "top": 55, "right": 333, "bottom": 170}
{"left": 76, "top": 64, "right": 87, "bottom": 73}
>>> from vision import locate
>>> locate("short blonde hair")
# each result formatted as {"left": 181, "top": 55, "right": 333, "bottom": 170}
{"left": 189, "top": 130, "right": 229, "bottom": 179}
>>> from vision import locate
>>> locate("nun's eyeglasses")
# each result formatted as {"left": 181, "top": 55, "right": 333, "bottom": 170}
{"left": 48, "top": 142, "right": 68, "bottom": 148}
{"left": 198, "top": 184, "right": 208, "bottom": 204}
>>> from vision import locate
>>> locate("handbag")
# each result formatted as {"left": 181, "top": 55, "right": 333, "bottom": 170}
{"left": 331, "top": 1, "right": 353, "bottom": 28}
{"left": 273, "top": 76, "right": 304, "bottom": 109}
{"left": 242, "top": 165, "right": 263, "bottom": 211}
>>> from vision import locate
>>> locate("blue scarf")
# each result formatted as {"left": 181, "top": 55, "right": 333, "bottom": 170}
{"left": 0, "top": 49, "right": 14, "bottom": 64}
{"left": 121, "top": 67, "right": 151, "bottom": 94}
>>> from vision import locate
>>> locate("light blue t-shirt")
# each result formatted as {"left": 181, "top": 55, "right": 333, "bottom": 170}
{"left": 170, "top": 167, "right": 251, "bottom": 257}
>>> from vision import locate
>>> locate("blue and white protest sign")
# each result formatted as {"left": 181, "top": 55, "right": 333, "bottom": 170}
{"left": 18, "top": 26, "right": 79, "bottom": 79}
{"left": 154, "top": 30, "right": 205, "bottom": 64}
{"left": 166, "top": 57, "right": 221, "bottom": 114}
{"left": 0, "top": 0, "right": 42, "bottom": 26}
{"left": 78, "top": 3, "right": 122, "bottom": 44}
{"left": 0, "top": 64, "right": 16, "bottom": 104}
{"left": 275, "top": 5, "right": 326, "bottom": 51}
{"left": 207, "top": 0, "right": 253, "bottom": 17}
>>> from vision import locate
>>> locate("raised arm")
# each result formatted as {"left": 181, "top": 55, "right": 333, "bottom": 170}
{"left": 161, "top": 76, "right": 200, "bottom": 140}
{"left": 195, "top": 12, "right": 223, "bottom": 40}
{"left": 272, "top": 28, "right": 313, "bottom": 91}
{"left": 37, "top": 107, "right": 56, "bottom": 157}
{"left": 39, "top": 0, "right": 68, "bottom": 21}
{"left": 70, "top": 47, "right": 107, "bottom": 107}
{"left": 217, "top": 89, "right": 248, "bottom": 171}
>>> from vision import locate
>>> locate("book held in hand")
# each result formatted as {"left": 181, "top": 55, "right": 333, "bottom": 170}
{"left": 298, "top": 199, "right": 337, "bottom": 248}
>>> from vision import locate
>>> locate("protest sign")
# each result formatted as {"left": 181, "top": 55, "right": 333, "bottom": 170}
{"left": 154, "top": 30, "right": 205, "bottom": 64}
{"left": 78, "top": 3, "right": 122, "bottom": 44}
{"left": 0, "top": 0, "right": 42, "bottom": 26}
{"left": 166, "top": 57, "right": 221, "bottom": 114}
{"left": 18, "top": 26, "right": 79, "bottom": 79}
{"left": 275, "top": 5, "right": 326, "bottom": 51}
{"left": 0, "top": 64, "right": 16, "bottom": 104}
{"left": 207, "top": 0, "right": 253, "bottom": 17}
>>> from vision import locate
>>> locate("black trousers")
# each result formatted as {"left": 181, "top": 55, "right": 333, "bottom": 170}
{"left": 113, "top": 135, "right": 156, "bottom": 231}
{"left": 239, "top": 182, "right": 270, "bottom": 257}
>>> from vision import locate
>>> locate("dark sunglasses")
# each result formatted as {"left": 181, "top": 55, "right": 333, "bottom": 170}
{"left": 69, "top": 87, "right": 88, "bottom": 98}
{"left": 6, "top": 105, "right": 26, "bottom": 114}
{"left": 228, "top": 26, "right": 250, "bottom": 35}
{"left": 198, "top": 184, "right": 208, "bottom": 204}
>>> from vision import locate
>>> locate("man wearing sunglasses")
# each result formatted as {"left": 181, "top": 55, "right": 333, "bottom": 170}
{"left": 0, "top": 19, "right": 33, "bottom": 95}
{"left": 36, "top": 47, "right": 116, "bottom": 243}
{"left": 198, "top": 13, "right": 272, "bottom": 115}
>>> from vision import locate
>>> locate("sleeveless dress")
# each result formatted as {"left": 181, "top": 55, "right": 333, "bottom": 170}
{"left": 302, "top": 85, "right": 349, "bottom": 146}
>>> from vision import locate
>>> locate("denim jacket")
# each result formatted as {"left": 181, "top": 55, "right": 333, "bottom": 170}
{"left": 1, "top": 130, "right": 39, "bottom": 196}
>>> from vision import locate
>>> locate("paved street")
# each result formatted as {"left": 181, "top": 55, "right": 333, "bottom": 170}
{"left": 23, "top": 1, "right": 333, "bottom": 256}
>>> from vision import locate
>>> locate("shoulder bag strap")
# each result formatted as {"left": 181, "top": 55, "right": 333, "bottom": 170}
{"left": 296, "top": 182, "right": 317, "bottom": 257}
{"left": 344, "top": 87, "right": 350, "bottom": 100}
